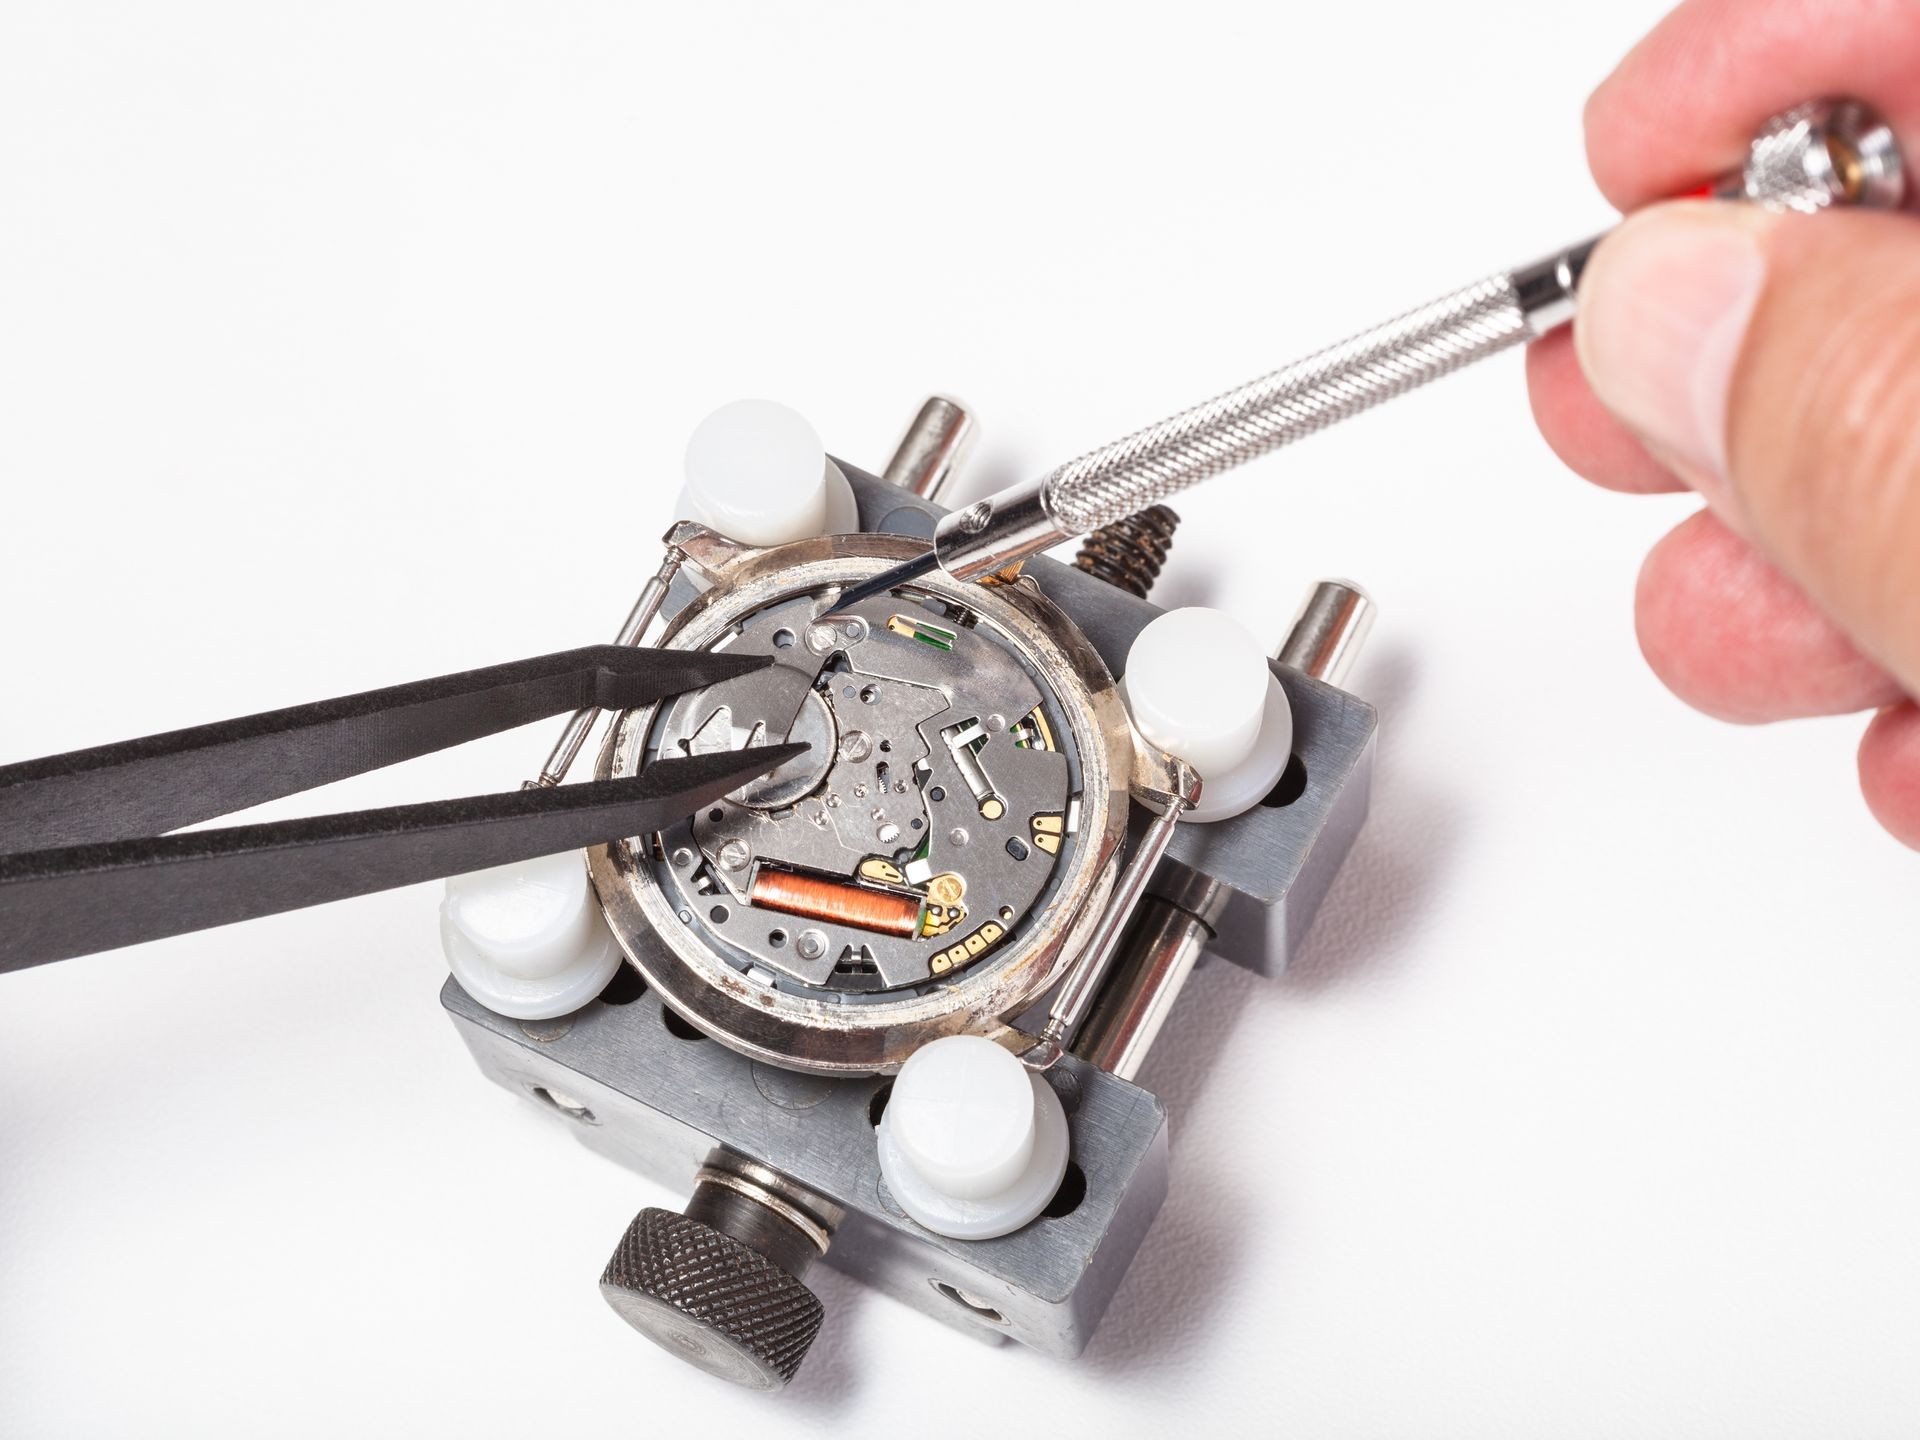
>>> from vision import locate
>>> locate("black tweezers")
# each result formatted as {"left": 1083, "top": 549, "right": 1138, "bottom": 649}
{"left": 0, "top": 645, "right": 800, "bottom": 972}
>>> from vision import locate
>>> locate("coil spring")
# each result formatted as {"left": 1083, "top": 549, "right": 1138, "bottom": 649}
{"left": 1072, "top": 504, "right": 1180, "bottom": 599}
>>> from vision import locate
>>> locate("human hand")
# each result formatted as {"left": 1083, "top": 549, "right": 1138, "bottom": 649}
{"left": 1527, "top": 0, "right": 1920, "bottom": 848}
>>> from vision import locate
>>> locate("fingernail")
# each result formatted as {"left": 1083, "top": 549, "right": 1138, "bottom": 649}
{"left": 1575, "top": 205, "right": 1772, "bottom": 504}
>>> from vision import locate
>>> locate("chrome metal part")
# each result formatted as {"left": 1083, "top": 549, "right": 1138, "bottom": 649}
{"left": 1027, "top": 749, "right": 1201, "bottom": 1069}
{"left": 933, "top": 477, "right": 1058, "bottom": 587}
{"left": 532, "top": 543, "right": 687, "bottom": 788}
{"left": 1735, "top": 98, "right": 1905, "bottom": 213}
{"left": 1277, "top": 580, "right": 1377, "bottom": 688}
{"left": 693, "top": 1154, "right": 842, "bottom": 1257}
{"left": 1034, "top": 273, "right": 1529, "bottom": 539}
{"left": 1072, "top": 866, "right": 1226, "bottom": 1082}
{"left": 882, "top": 396, "right": 974, "bottom": 502}
{"left": 957, "top": 502, "right": 1383, "bottom": 1153}
{"left": 896, "top": 265, "right": 1531, "bottom": 586}
{"left": 1512, "top": 239, "right": 1598, "bottom": 339}
{"left": 444, "top": 974, "right": 1169, "bottom": 1360}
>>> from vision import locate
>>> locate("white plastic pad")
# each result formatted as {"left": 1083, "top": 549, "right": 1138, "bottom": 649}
{"left": 440, "top": 850, "right": 625, "bottom": 1020}
{"left": 1122, "top": 606, "right": 1295, "bottom": 823}
{"left": 677, "top": 398, "right": 857, "bottom": 545}
{"left": 877, "top": 1035, "right": 1071, "bottom": 1240}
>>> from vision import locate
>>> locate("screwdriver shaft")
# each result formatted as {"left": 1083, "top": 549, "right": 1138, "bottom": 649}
{"left": 825, "top": 98, "right": 1902, "bottom": 618}
{"left": 1041, "top": 270, "right": 1540, "bottom": 536}
{"left": 906, "top": 243, "right": 1589, "bottom": 592}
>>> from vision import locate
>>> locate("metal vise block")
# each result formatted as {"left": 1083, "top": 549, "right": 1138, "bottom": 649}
{"left": 444, "top": 456, "right": 1376, "bottom": 1380}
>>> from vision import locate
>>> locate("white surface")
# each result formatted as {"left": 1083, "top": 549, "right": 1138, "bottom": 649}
{"left": 439, "top": 852, "right": 624, "bottom": 1019}
{"left": 1123, "top": 607, "right": 1270, "bottom": 776}
{"left": 677, "top": 397, "right": 857, "bottom": 544}
{"left": 1122, "top": 607, "right": 1296, "bottom": 820}
{"left": 886, "top": 1036, "right": 1037, "bottom": 1201}
{"left": 0, "top": 3, "right": 1916, "bottom": 1437}
{"left": 1183, "top": 672, "right": 1294, "bottom": 822}
{"left": 878, "top": 1067, "right": 1071, "bottom": 1241}
{"left": 875, "top": 1036, "right": 1071, "bottom": 1238}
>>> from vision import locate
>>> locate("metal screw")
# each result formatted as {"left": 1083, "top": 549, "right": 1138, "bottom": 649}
{"left": 718, "top": 839, "right": 751, "bottom": 872}
{"left": 599, "top": 1156, "right": 842, "bottom": 1391}
{"left": 795, "top": 929, "right": 827, "bottom": 961}
{"left": 840, "top": 730, "right": 874, "bottom": 762}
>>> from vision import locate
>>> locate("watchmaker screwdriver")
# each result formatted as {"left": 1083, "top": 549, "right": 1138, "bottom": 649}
{"left": 832, "top": 98, "right": 1906, "bottom": 614}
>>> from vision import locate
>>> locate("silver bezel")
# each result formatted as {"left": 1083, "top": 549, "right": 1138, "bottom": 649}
{"left": 587, "top": 530, "right": 1131, "bottom": 1075}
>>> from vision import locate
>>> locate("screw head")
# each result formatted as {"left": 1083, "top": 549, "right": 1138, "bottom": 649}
{"left": 600, "top": 1208, "right": 824, "bottom": 1391}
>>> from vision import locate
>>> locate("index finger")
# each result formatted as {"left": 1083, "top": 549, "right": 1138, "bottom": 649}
{"left": 1585, "top": 0, "right": 1920, "bottom": 212}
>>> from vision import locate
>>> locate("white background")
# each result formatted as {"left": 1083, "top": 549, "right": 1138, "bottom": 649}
{"left": 2, "top": 2, "right": 1916, "bottom": 1436}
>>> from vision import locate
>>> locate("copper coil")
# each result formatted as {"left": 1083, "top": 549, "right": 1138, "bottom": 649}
{"left": 749, "top": 867, "right": 921, "bottom": 939}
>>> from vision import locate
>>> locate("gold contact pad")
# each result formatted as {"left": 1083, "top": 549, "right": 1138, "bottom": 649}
{"left": 929, "top": 920, "right": 1007, "bottom": 975}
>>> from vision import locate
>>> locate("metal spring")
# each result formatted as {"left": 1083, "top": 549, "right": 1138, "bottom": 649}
{"left": 1072, "top": 504, "right": 1180, "bottom": 599}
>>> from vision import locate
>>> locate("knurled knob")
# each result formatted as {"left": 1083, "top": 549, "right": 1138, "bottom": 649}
{"left": 599, "top": 1207, "right": 824, "bottom": 1391}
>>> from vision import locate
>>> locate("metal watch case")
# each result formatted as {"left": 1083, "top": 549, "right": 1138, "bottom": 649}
{"left": 587, "top": 526, "right": 1133, "bottom": 1075}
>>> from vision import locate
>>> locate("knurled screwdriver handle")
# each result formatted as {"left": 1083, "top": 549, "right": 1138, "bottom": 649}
{"left": 827, "top": 99, "right": 1904, "bottom": 615}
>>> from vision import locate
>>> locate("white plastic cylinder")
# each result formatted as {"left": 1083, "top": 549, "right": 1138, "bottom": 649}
{"left": 440, "top": 850, "right": 625, "bottom": 1020}
{"left": 677, "top": 398, "right": 858, "bottom": 546}
{"left": 876, "top": 1035, "right": 1071, "bottom": 1240}
{"left": 1123, "top": 606, "right": 1295, "bottom": 823}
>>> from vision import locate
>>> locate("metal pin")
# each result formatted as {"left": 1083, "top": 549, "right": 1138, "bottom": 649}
{"left": 529, "top": 546, "right": 687, "bottom": 788}
{"left": 1027, "top": 763, "right": 1201, "bottom": 1066}
{"left": 1071, "top": 870, "right": 1224, "bottom": 1081}
{"left": 881, "top": 396, "right": 974, "bottom": 502}
{"left": 1276, "top": 580, "right": 1376, "bottom": 688}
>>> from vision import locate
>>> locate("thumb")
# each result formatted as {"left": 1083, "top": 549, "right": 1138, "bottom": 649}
{"left": 1574, "top": 202, "right": 1920, "bottom": 697}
